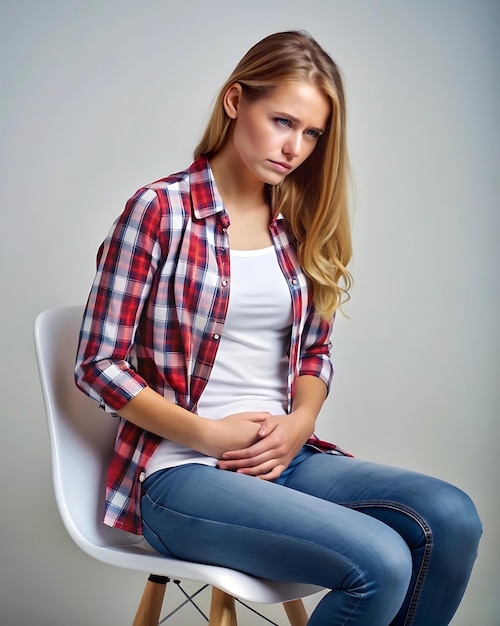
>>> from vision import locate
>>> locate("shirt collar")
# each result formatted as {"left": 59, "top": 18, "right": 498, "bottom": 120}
{"left": 189, "top": 155, "right": 286, "bottom": 224}
{"left": 189, "top": 156, "right": 226, "bottom": 220}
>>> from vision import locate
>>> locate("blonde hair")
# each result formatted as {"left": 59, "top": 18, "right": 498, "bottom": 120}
{"left": 195, "top": 31, "right": 353, "bottom": 318}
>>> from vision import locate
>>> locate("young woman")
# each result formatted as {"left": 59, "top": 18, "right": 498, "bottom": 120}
{"left": 75, "top": 31, "right": 481, "bottom": 625}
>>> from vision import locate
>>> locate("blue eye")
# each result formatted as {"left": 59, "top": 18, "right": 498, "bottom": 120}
{"left": 306, "top": 129, "right": 322, "bottom": 139}
{"left": 275, "top": 117, "right": 291, "bottom": 127}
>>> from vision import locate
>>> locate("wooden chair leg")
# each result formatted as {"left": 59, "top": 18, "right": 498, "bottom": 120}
{"left": 208, "top": 587, "right": 238, "bottom": 626}
{"left": 132, "top": 575, "right": 168, "bottom": 626}
{"left": 283, "top": 598, "right": 308, "bottom": 626}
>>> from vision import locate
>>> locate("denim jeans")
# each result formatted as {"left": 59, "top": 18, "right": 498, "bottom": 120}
{"left": 141, "top": 448, "right": 481, "bottom": 625}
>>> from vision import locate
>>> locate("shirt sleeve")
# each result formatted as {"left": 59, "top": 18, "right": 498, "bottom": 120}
{"left": 75, "top": 187, "right": 165, "bottom": 412}
{"left": 297, "top": 305, "right": 335, "bottom": 394}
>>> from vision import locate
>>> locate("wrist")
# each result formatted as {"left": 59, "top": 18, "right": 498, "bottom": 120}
{"left": 195, "top": 416, "right": 217, "bottom": 457}
{"left": 289, "top": 407, "right": 316, "bottom": 438}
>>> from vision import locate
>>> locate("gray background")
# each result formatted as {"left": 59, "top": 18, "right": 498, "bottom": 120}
{"left": 1, "top": 1, "right": 498, "bottom": 624}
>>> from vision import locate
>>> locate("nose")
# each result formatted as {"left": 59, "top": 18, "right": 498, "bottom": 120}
{"left": 283, "top": 132, "right": 302, "bottom": 159}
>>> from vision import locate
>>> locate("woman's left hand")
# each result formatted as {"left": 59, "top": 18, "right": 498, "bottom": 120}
{"left": 216, "top": 410, "right": 314, "bottom": 481}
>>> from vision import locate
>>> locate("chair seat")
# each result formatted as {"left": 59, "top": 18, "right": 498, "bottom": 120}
{"left": 89, "top": 537, "right": 322, "bottom": 604}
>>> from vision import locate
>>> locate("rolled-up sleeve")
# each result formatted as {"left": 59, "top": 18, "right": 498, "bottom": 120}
{"left": 297, "top": 307, "right": 335, "bottom": 394}
{"left": 75, "top": 188, "right": 164, "bottom": 412}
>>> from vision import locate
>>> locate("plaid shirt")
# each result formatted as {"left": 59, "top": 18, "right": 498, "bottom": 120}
{"left": 75, "top": 156, "right": 343, "bottom": 535}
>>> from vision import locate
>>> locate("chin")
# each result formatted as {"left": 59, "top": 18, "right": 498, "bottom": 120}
{"left": 259, "top": 167, "right": 290, "bottom": 186}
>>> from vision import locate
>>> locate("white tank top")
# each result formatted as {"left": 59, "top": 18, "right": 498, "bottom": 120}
{"left": 146, "top": 245, "right": 293, "bottom": 476}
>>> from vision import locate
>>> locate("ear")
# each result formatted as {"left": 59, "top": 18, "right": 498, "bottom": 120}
{"left": 223, "top": 83, "right": 243, "bottom": 120}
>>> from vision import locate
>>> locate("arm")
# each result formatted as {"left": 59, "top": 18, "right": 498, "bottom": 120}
{"left": 75, "top": 188, "right": 269, "bottom": 457}
{"left": 118, "top": 386, "right": 270, "bottom": 459}
{"left": 75, "top": 187, "right": 164, "bottom": 410}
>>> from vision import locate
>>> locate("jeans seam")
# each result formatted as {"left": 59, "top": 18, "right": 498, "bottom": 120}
{"left": 340, "top": 500, "right": 433, "bottom": 626}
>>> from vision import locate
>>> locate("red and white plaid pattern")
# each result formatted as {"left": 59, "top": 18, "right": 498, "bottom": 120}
{"left": 75, "top": 156, "right": 340, "bottom": 535}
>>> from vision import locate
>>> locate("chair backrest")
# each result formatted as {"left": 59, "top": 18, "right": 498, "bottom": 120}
{"left": 34, "top": 305, "right": 141, "bottom": 551}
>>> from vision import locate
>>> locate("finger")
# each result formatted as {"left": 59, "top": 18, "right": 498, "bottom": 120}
{"left": 257, "top": 465, "right": 286, "bottom": 481}
{"left": 236, "top": 460, "right": 283, "bottom": 478}
{"left": 257, "top": 416, "right": 280, "bottom": 438}
{"left": 218, "top": 450, "right": 269, "bottom": 470}
{"left": 221, "top": 438, "right": 272, "bottom": 461}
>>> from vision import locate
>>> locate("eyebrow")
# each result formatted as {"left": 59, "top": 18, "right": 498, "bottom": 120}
{"left": 274, "top": 112, "right": 326, "bottom": 134}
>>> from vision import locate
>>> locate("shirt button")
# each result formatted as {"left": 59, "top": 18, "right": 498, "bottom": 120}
{"left": 291, "top": 278, "right": 298, "bottom": 286}
{"left": 139, "top": 472, "right": 146, "bottom": 482}
{"left": 213, "top": 334, "right": 220, "bottom": 340}
{"left": 222, "top": 279, "right": 228, "bottom": 287}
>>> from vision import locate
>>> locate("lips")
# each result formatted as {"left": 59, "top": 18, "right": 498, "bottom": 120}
{"left": 268, "top": 160, "right": 292, "bottom": 171}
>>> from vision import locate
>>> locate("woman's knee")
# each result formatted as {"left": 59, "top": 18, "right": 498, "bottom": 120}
{"left": 425, "top": 480, "right": 482, "bottom": 550}
{"left": 342, "top": 523, "right": 412, "bottom": 606}
{"left": 372, "top": 531, "right": 413, "bottom": 596}
{"left": 339, "top": 530, "right": 412, "bottom": 622}
{"left": 433, "top": 483, "right": 483, "bottom": 579}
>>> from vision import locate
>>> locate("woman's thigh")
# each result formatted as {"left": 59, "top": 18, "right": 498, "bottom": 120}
{"left": 140, "top": 462, "right": 411, "bottom": 593}
{"left": 283, "top": 452, "right": 480, "bottom": 563}
{"left": 283, "top": 452, "right": 482, "bottom": 625}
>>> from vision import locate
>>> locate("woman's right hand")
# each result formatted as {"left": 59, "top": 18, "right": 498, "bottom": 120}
{"left": 200, "top": 412, "right": 271, "bottom": 459}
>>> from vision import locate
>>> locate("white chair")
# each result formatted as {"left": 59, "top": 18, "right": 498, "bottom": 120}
{"left": 34, "top": 305, "right": 323, "bottom": 626}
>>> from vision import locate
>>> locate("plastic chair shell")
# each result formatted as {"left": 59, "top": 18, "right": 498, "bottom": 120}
{"left": 34, "top": 305, "right": 323, "bottom": 604}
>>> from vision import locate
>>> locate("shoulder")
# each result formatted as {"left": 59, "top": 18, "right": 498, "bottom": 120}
{"left": 131, "top": 162, "right": 193, "bottom": 211}
{"left": 118, "top": 159, "right": 206, "bottom": 233}
{"left": 128, "top": 156, "right": 213, "bottom": 222}
{"left": 145, "top": 162, "right": 193, "bottom": 196}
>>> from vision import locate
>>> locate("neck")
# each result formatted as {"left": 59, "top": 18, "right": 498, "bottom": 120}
{"left": 209, "top": 145, "right": 267, "bottom": 213}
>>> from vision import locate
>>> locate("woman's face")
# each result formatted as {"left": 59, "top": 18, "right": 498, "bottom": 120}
{"left": 226, "top": 80, "right": 331, "bottom": 186}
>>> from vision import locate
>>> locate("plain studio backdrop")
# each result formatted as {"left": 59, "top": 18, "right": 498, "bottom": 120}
{"left": 0, "top": 1, "right": 498, "bottom": 624}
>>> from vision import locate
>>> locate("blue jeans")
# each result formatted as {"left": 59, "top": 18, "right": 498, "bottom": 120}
{"left": 141, "top": 448, "right": 481, "bottom": 625}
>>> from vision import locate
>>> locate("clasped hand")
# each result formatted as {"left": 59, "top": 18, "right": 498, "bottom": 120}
{"left": 208, "top": 410, "right": 312, "bottom": 481}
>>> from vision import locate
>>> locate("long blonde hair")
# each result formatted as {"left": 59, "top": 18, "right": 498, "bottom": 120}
{"left": 195, "top": 31, "right": 353, "bottom": 318}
